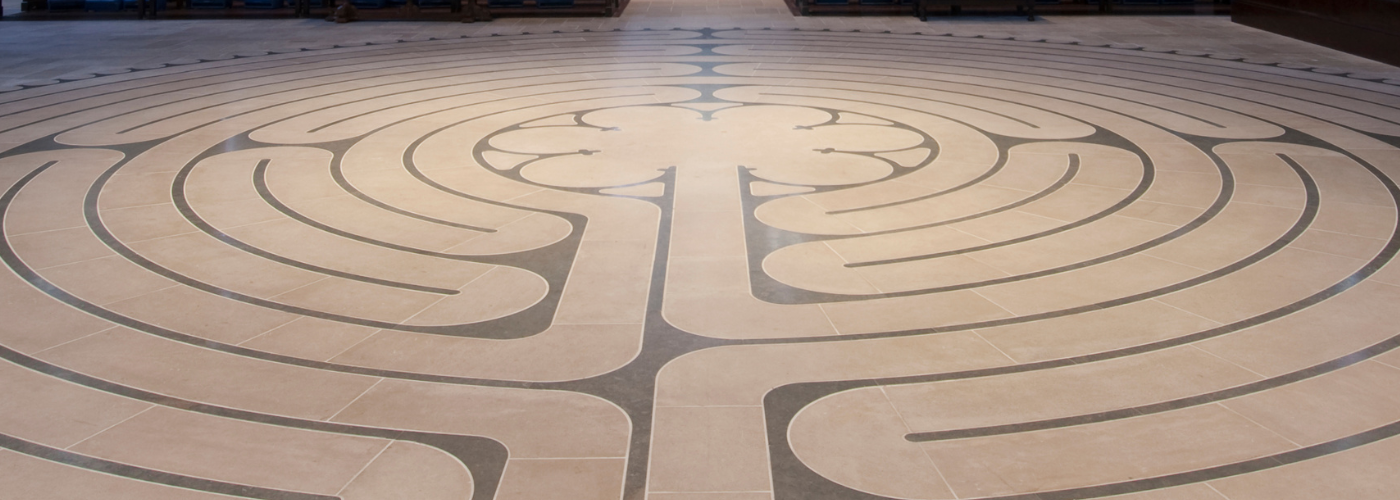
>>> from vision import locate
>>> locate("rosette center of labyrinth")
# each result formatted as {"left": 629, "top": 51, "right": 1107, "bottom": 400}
{"left": 1, "top": 29, "right": 1399, "bottom": 500}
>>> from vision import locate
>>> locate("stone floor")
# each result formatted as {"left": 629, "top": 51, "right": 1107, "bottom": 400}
{"left": 2, "top": 4, "right": 1400, "bottom": 500}
{"left": 2, "top": 0, "right": 1399, "bottom": 87}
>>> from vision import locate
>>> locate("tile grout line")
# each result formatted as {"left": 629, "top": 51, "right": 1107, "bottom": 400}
{"left": 1213, "top": 401, "right": 1304, "bottom": 449}
{"left": 972, "top": 329, "right": 1019, "bottom": 365}
{"left": 325, "top": 377, "right": 385, "bottom": 424}
{"left": 1188, "top": 343, "right": 1269, "bottom": 379}
{"left": 334, "top": 439, "right": 394, "bottom": 497}
{"left": 878, "top": 385, "right": 960, "bottom": 499}
{"left": 64, "top": 404, "right": 156, "bottom": 451}
{"left": 31, "top": 325, "right": 121, "bottom": 357}
{"left": 1204, "top": 482, "right": 1235, "bottom": 500}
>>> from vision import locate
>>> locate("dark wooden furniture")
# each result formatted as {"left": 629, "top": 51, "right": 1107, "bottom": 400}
{"left": 1233, "top": 0, "right": 1400, "bottom": 66}
{"left": 918, "top": 0, "right": 1036, "bottom": 20}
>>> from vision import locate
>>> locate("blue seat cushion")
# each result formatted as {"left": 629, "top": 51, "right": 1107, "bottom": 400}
{"left": 244, "top": 0, "right": 285, "bottom": 8}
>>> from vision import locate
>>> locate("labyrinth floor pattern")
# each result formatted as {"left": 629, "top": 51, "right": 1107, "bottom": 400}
{"left": 2, "top": 28, "right": 1400, "bottom": 500}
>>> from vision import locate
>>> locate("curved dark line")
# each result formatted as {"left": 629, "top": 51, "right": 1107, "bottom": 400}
{"left": 825, "top": 144, "right": 1009, "bottom": 216}
{"left": 303, "top": 62, "right": 691, "bottom": 135}
{"left": 0, "top": 347, "right": 508, "bottom": 500}
{"left": 5, "top": 46, "right": 682, "bottom": 158}
{"left": 1, "top": 161, "right": 540, "bottom": 385}
{"left": 970, "top": 419, "right": 1400, "bottom": 500}
{"left": 732, "top": 86, "right": 1158, "bottom": 230}
{"left": 398, "top": 94, "right": 665, "bottom": 207}
{"left": 843, "top": 149, "right": 1230, "bottom": 297}
{"left": 0, "top": 433, "right": 338, "bottom": 500}
{"left": 843, "top": 153, "right": 1081, "bottom": 264}
{"left": 767, "top": 149, "right": 1400, "bottom": 499}
{"left": 725, "top": 43, "right": 1243, "bottom": 130}
{"left": 907, "top": 333, "right": 1400, "bottom": 442}
{"left": 252, "top": 157, "right": 506, "bottom": 262}
{"left": 147, "top": 53, "right": 681, "bottom": 138}
{"left": 328, "top": 157, "right": 496, "bottom": 233}
{"left": 744, "top": 151, "right": 1318, "bottom": 343}
{"left": 725, "top": 32, "right": 1400, "bottom": 124}
{"left": 171, "top": 158, "right": 462, "bottom": 295}
{"left": 85, "top": 159, "right": 513, "bottom": 335}
{"left": 0, "top": 32, "right": 678, "bottom": 126}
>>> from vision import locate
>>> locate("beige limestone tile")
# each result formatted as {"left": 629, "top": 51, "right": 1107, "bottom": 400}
{"left": 331, "top": 379, "right": 629, "bottom": 459}
{"left": 1196, "top": 281, "right": 1400, "bottom": 377}
{"left": 884, "top": 345, "right": 1260, "bottom": 432}
{"left": 0, "top": 271, "right": 114, "bottom": 354}
{"left": 442, "top": 212, "right": 574, "bottom": 256}
{"left": 753, "top": 194, "right": 865, "bottom": 236}
{"left": 921, "top": 405, "right": 1296, "bottom": 498}
{"left": 97, "top": 171, "right": 176, "bottom": 211}
{"left": 1208, "top": 435, "right": 1400, "bottom": 500}
{"left": 649, "top": 406, "right": 771, "bottom": 494}
{"left": 834, "top": 186, "right": 1034, "bottom": 234}
{"left": 552, "top": 239, "right": 656, "bottom": 325}
{"left": 497, "top": 458, "right": 626, "bottom": 500}
{"left": 187, "top": 196, "right": 286, "bottom": 229}
{"left": 104, "top": 286, "right": 298, "bottom": 345}
{"left": 0, "top": 449, "right": 230, "bottom": 500}
{"left": 1015, "top": 183, "right": 1133, "bottom": 222}
{"left": 975, "top": 254, "right": 1201, "bottom": 316}
{"left": 649, "top": 494, "right": 773, "bottom": 500}
{"left": 1101, "top": 484, "right": 1229, "bottom": 500}
{"left": 9, "top": 227, "right": 114, "bottom": 270}
{"left": 788, "top": 387, "right": 955, "bottom": 500}
{"left": 968, "top": 215, "right": 1177, "bottom": 276}
{"left": 1290, "top": 229, "right": 1387, "bottom": 260}
{"left": 1158, "top": 247, "right": 1367, "bottom": 324}
{"left": 125, "top": 231, "right": 324, "bottom": 298}
{"left": 655, "top": 331, "right": 1014, "bottom": 407}
{"left": 0, "top": 359, "right": 152, "bottom": 449}
{"left": 35, "top": 255, "right": 178, "bottom": 306}
{"left": 761, "top": 242, "right": 879, "bottom": 295}
{"left": 100, "top": 202, "right": 199, "bottom": 243}
{"left": 856, "top": 254, "right": 1010, "bottom": 293}
{"left": 824, "top": 226, "right": 990, "bottom": 264}
{"left": 1233, "top": 183, "right": 1307, "bottom": 208}
{"left": 283, "top": 194, "right": 487, "bottom": 254}
{"left": 1221, "top": 361, "right": 1400, "bottom": 446}
{"left": 1140, "top": 171, "right": 1226, "bottom": 209}
{"left": 328, "top": 329, "right": 469, "bottom": 375}
{"left": 950, "top": 209, "right": 1068, "bottom": 243}
{"left": 2, "top": 150, "right": 124, "bottom": 236}
{"left": 1311, "top": 201, "right": 1397, "bottom": 240}
{"left": 272, "top": 278, "right": 444, "bottom": 324}
{"left": 238, "top": 317, "right": 381, "bottom": 362}
{"left": 1143, "top": 202, "right": 1301, "bottom": 270}
{"left": 71, "top": 406, "right": 387, "bottom": 495}
{"left": 820, "top": 290, "right": 1013, "bottom": 334}
{"left": 404, "top": 266, "right": 548, "bottom": 326}
{"left": 37, "top": 327, "right": 379, "bottom": 420}
{"left": 977, "top": 299, "right": 1223, "bottom": 363}
{"left": 435, "top": 323, "right": 642, "bottom": 382}
{"left": 225, "top": 218, "right": 494, "bottom": 289}
{"left": 339, "top": 440, "right": 474, "bottom": 500}
{"left": 1118, "top": 200, "right": 1212, "bottom": 226}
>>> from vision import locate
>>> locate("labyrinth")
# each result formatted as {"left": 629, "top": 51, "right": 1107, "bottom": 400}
{"left": 3, "top": 28, "right": 1400, "bottom": 500}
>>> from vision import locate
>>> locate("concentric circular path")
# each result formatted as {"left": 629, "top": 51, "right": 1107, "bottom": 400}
{"left": 2, "top": 28, "right": 1400, "bottom": 500}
